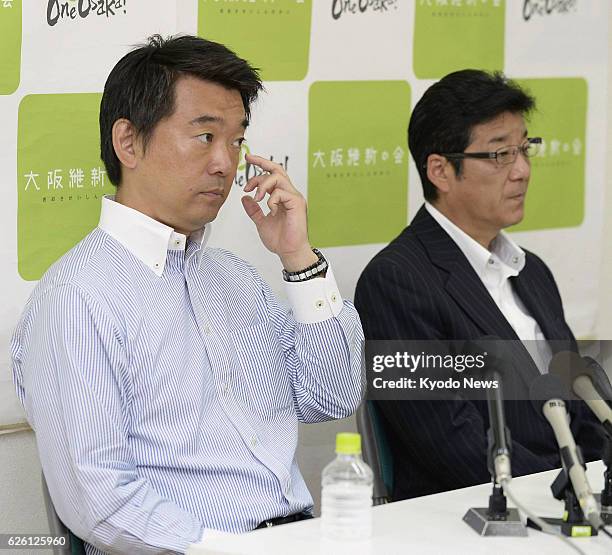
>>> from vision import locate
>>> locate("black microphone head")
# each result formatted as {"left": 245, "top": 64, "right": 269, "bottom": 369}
{"left": 463, "top": 335, "right": 507, "bottom": 377}
{"left": 529, "top": 373, "right": 569, "bottom": 415}
{"left": 548, "top": 351, "right": 589, "bottom": 397}
{"left": 582, "top": 356, "right": 612, "bottom": 403}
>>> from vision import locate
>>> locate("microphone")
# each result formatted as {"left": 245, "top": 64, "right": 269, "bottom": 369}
{"left": 461, "top": 338, "right": 527, "bottom": 536}
{"left": 485, "top": 352, "right": 511, "bottom": 484}
{"left": 573, "top": 373, "right": 612, "bottom": 438}
{"left": 548, "top": 351, "right": 612, "bottom": 437}
{"left": 575, "top": 357, "right": 612, "bottom": 522}
{"left": 530, "top": 373, "right": 603, "bottom": 529}
{"left": 488, "top": 379, "right": 511, "bottom": 484}
{"left": 465, "top": 337, "right": 512, "bottom": 483}
{"left": 583, "top": 356, "right": 612, "bottom": 406}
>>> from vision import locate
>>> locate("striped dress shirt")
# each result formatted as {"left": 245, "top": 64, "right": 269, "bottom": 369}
{"left": 11, "top": 197, "right": 364, "bottom": 555}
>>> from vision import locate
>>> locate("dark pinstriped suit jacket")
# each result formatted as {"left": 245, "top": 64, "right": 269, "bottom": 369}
{"left": 354, "top": 205, "right": 602, "bottom": 500}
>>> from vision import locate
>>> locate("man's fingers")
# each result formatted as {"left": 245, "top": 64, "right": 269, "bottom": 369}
{"left": 254, "top": 174, "right": 282, "bottom": 202}
{"left": 245, "top": 153, "right": 287, "bottom": 177}
{"left": 244, "top": 174, "right": 275, "bottom": 199}
{"left": 267, "top": 189, "right": 283, "bottom": 217}
{"left": 241, "top": 195, "right": 265, "bottom": 227}
{"left": 243, "top": 174, "right": 265, "bottom": 193}
{"left": 267, "top": 188, "right": 303, "bottom": 217}
{"left": 244, "top": 153, "right": 300, "bottom": 198}
{"left": 245, "top": 173, "right": 301, "bottom": 202}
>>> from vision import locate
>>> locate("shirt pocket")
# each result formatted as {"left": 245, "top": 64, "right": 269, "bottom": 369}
{"left": 230, "top": 321, "right": 293, "bottom": 416}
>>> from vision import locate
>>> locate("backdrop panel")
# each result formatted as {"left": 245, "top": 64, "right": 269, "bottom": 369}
{"left": 0, "top": 0, "right": 608, "bottom": 426}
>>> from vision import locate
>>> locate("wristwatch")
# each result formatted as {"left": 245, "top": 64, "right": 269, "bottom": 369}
{"left": 282, "top": 248, "right": 328, "bottom": 282}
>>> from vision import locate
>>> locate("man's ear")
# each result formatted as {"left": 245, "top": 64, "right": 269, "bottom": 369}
{"left": 112, "top": 119, "right": 139, "bottom": 170}
{"left": 426, "top": 154, "right": 453, "bottom": 195}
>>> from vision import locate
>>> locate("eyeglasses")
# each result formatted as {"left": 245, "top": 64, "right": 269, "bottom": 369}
{"left": 439, "top": 137, "right": 543, "bottom": 166}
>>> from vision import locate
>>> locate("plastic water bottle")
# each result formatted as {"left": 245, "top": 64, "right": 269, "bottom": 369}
{"left": 321, "top": 432, "right": 373, "bottom": 541}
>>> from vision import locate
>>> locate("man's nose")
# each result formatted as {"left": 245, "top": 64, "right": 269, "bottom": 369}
{"left": 509, "top": 148, "right": 531, "bottom": 180}
{"left": 208, "top": 143, "right": 234, "bottom": 176}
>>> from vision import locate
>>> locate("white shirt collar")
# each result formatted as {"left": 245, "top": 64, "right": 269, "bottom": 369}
{"left": 425, "top": 202, "right": 525, "bottom": 279}
{"left": 98, "top": 195, "right": 211, "bottom": 276}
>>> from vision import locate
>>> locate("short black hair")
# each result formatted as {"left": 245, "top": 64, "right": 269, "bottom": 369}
{"left": 408, "top": 69, "right": 536, "bottom": 202}
{"left": 100, "top": 34, "right": 263, "bottom": 186}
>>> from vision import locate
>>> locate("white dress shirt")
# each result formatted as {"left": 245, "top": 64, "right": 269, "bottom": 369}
{"left": 12, "top": 196, "right": 364, "bottom": 554}
{"left": 425, "top": 202, "right": 552, "bottom": 373}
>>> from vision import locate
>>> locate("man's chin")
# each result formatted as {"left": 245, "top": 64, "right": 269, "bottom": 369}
{"left": 502, "top": 209, "right": 525, "bottom": 229}
{"left": 193, "top": 205, "right": 223, "bottom": 228}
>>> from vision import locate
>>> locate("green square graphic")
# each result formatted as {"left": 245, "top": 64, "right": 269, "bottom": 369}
{"left": 413, "top": 0, "right": 505, "bottom": 79}
{"left": 0, "top": 0, "right": 22, "bottom": 94}
{"left": 198, "top": 0, "right": 311, "bottom": 81}
{"left": 18, "top": 93, "right": 106, "bottom": 281}
{"left": 308, "top": 81, "right": 410, "bottom": 247}
{"left": 510, "top": 78, "right": 587, "bottom": 232}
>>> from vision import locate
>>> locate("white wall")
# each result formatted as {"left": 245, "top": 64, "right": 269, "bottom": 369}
{"left": 599, "top": 8, "right": 612, "bottom": 339}
{"left": 0, "top": 430, "right": 51, "bottom": 554}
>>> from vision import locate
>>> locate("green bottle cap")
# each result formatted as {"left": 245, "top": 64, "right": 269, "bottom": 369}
{"left": 335, "top": 432, "right": 361, "bottom": 455}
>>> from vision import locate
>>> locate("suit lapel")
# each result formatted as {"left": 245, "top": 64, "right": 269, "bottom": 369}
{"left": 411, "top": 206, "right": 519, "bottom": 340}
{"left": 444, "top": 270, "right": 519, "bottom": 340}
{"left": 510, "top": 270, "right": 568, "bottom": 344}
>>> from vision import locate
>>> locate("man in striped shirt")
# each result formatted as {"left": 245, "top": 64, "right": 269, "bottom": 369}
{"left": 12, "top": 35, "right": 364, "bottom": 554}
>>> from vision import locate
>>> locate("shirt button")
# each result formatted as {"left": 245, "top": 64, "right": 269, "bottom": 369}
{"left": 220, "top": 382, "right": 228, "bottom": 393}
{"left": 250, "top": 436, "right": 258, "bottom": 448}
{"left": 330, "top": 293, "right": 338, "bottom": 303}
{"left": 512, "top": 256, "right": 519, "bottom": 264}
{"left": 203, "top": 325, "right": 212, "bottom": 334}
{"left": 488, "top": 259, "right": 495, "bottom": 265}
{"left": 315, "top": 299, "right": 325, "bottom": 309}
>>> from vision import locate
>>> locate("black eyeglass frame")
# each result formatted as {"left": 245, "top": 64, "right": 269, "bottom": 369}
{"left": 438, "top": 137, "right": 543, "bottom": 166}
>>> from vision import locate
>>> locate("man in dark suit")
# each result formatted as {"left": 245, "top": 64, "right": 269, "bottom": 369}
{"left": 354, "top": 69, "right": 602, "bottom": 501}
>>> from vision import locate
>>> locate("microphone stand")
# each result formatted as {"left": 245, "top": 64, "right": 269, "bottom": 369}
{"left": 577, "top": 358, "right": 612, "bottom": 525}
{"left": 463, "top": 373, "right": 526, "bottom": 536}
{"left": 595, "top": 374, "right": 612, "bottom": 525}
{"left": 599, "top": 435, "right": 612, "bottom": 524}
{"left": 463, "top": 433, "right": 527, "bottom": 536}
{"left": 527, "top": 446, "right": 599, "bottom": 537}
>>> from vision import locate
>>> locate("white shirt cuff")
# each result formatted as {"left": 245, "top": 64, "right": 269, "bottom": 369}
{"left": 283, "top": 264, "right": 343, "bottom": 324}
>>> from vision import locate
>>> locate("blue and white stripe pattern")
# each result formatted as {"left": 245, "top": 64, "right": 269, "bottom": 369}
{"left": 11, "top": 201, "right": 364, "bottom": 554}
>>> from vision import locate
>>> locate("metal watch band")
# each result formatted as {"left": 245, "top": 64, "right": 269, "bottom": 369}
{"left": 282, "top": 248, "right": 328, "bottom": 283}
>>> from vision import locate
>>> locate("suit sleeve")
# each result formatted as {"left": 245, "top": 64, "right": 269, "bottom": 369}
{"left": 355, "top": 258, "right": 555, "bottom": 491}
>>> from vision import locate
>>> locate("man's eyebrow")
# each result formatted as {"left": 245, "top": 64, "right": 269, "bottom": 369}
{"left": 189, "top": 114, "right": 249, "bottom": 129}
{"left": 488, "top": 133, "right": 510, "bottom": 144}
{"left": 487, "top": 129, "right": 528, "bottom": 145}
{"left": 190, "top": 114, "right": 222, "bottom": 126}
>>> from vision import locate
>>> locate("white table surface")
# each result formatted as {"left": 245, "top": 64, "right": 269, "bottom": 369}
{"left": 187, "top": 462, "right": 611, "bottom": 555}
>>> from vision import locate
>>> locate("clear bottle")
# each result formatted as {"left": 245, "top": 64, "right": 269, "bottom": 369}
{"left": 321, "top": 432, "right": 374, "bottom": 541}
